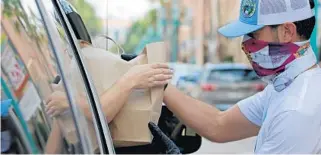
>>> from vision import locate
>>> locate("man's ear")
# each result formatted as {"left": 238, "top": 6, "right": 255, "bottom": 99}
{"left": 278, "top": 23, "right": 298, "bottom": 43}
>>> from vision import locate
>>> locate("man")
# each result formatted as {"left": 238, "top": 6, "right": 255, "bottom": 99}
{"left": 164, "top": 0, "right": 321, "bottom": 153}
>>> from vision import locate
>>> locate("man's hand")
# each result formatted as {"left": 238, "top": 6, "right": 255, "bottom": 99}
{"left": 148, "top": 122, "right": 181, "bottom": 154}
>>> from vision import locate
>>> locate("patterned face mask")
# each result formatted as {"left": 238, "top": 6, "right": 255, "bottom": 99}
{"left": 242, "top": 35, "right": 310, "bottom": 77}
{"left": 242, "top": 35, "right": 317, "bottom": 92}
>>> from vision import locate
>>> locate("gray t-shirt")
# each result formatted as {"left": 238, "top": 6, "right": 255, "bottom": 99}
{"left": 238, "top": 67, "right": 321, "bottom": 154}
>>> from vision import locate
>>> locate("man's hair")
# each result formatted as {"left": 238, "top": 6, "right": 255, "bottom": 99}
{"left": 271, "top": 0, "right": 316, "bottom": 40}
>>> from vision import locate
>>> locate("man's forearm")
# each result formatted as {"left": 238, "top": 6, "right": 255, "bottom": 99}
{"left": 164, "top": 85, "right": 224, "bottom": 142}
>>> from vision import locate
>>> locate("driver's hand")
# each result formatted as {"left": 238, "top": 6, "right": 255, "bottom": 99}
{"left": 45, "top": 91, "right": 69, "bottom": 117}
{"left": 148, "top": 122, "right": 181, "bottom": 154}
{"left": 121, "top": 54, "right": 171, "bottom": 90}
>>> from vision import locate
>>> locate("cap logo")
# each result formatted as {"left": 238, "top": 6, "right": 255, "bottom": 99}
{"left": 241, "top": 0, "right": 256, "bottom": 18}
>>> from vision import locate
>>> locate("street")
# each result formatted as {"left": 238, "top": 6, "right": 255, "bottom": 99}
{"left": 194, "top": 137, "right": 256, "bottom": 154}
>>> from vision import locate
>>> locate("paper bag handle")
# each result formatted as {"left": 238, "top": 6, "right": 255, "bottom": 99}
{"left": 94, "top": 35, "right": 125, "bottom": 55}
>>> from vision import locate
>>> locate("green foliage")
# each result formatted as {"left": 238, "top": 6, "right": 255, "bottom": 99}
{"left": 2, "top": 0, "right": 21, "bottom": 18}
{"left": 119, "top": 8, "right": 158, "bottom": 53}
{"left": 222, "top": 56, "right": 234, "bottom": 63}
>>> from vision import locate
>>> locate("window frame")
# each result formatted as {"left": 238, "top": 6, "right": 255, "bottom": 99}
{"left": 38, "top": 0, "right": 115, "bottom": 154}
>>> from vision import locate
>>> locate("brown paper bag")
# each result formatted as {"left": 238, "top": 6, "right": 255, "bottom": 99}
{"left": 64, "top": 42, "right": 166, "bottom": 148}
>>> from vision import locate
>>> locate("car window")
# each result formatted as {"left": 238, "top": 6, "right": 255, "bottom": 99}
{"left": 207, "top": 69, "right": 259, "bottom": 83}
{"left": 1, "top": 0, "right": 102, "bottom": 153}
{"left": 52, "top": 0, "right": 114, "bottom": 153}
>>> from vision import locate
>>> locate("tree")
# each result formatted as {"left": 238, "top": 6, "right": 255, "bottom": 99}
{"left": 67, "top": 0, "right": 102, "bottom": 36}
{"left": 116, "top": 8, "right": 158, "bottom": 54}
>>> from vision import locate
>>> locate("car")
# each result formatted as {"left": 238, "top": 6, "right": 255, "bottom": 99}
{"left": 168, "top": 63, "right": 202, "bottom": 89}
{"left": 168, "top": 63, "right": 200, "bottom": 84}
{"left": 0, "top": 0, "right": 201, "bottom": 154}
{"left": 191, "top": 63, "right": 266, "bottom": 111}
{"left": 177, "top": 71, "right": 202, "bottom": 95}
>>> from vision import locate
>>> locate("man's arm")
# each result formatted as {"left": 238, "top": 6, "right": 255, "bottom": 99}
{"left": 164, "top": 85, "right": 260, "bottom": 143}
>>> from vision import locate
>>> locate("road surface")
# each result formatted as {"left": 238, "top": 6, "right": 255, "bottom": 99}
{"left": 194, "top": 137, "right": 256, "bottom": 154}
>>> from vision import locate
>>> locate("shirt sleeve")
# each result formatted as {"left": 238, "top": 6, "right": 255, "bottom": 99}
{"left": 237, "top": 85, "right": 270, "bottom": 127}
{"left": 257, "top": 111, "right": 319, "bottom": 154}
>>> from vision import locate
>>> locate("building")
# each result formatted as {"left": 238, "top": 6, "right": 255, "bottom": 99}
{"left": 215, "top": 0, "right": 249, "bottom": 65}
{"left": 175, "top": 0, "right": 249, "bottom": 65}
{"left": 103, "top": 17, "right": 132, "bottom": 45}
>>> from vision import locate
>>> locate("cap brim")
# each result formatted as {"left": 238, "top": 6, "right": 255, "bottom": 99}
{"left": 218, "top": 20, "right": 264, "bottom": 38}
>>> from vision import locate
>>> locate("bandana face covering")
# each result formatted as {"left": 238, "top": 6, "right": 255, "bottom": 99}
{"left": 242, "top": 35, "right": 317, "bottom": 92}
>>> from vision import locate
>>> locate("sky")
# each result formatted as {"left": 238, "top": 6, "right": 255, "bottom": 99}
{"left": 86, "top": 0, "right": 158, "bottom": 20}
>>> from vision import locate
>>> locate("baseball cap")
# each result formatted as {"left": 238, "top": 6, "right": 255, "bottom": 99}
{"left": 218, "top": 0, "right": 315, "bottom": 38}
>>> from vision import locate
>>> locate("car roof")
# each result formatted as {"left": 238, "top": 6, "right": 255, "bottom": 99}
{"left": 204, "top": 63, "right": 252, "bottom": 70}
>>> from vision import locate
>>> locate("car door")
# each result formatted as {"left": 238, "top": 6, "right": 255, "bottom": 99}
{"left": 47, "top": 0, "right": 114, "bottom": 153}
{"left": 1, "top": 0, "right": 111, "bottom": 153}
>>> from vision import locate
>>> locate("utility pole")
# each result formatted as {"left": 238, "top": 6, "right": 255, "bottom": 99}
{"left": 170, "top": 0, "right": 180, "bottom": 62}
{"left": 160, "top": 0, "right": 179, "bottom": 62}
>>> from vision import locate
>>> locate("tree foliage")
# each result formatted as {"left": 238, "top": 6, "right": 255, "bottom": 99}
{"left": 119, "top": 8, "right": 158, "bottom": 53}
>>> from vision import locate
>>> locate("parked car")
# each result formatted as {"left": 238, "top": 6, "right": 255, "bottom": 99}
{"left": 177, "top": 71, "right": 202, "bottom": 95}
{"left": 191, "top": 63, "right": 266, "bottom": 110}
{"left": 168, "top": 63, "right": 202, "bottom": 86}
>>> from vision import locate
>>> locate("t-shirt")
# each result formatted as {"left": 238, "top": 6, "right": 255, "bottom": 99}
{"left": 238, "top": 67, "right": 321, "bottom": 154}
